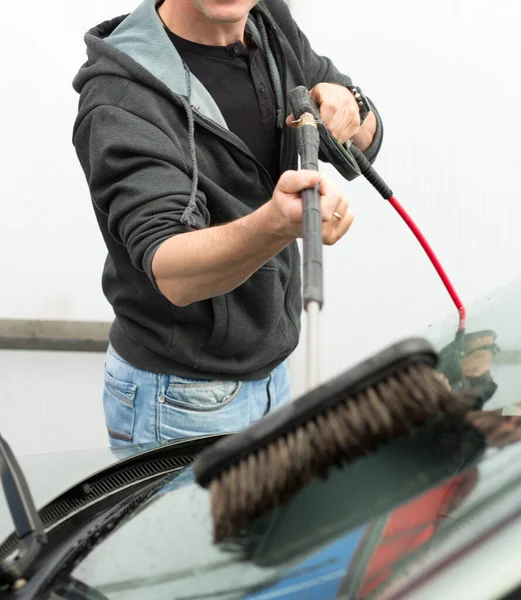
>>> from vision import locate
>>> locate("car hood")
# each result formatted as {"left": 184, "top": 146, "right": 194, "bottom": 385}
{"left": 63, "top": 417, "right": 521, "bottom": 600}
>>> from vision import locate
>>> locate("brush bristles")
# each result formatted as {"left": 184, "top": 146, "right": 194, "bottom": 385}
{"left": 210, "top": 364, "right": 476, "bottom": 543}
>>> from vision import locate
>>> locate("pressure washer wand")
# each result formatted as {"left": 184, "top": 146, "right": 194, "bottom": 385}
{"left": 297, "top": 113, "right": 323, "bottom": 390}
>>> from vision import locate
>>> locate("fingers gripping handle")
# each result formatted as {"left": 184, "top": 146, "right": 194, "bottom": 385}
{"left": 297, "top": 115, "right": 323, "bottom": 309}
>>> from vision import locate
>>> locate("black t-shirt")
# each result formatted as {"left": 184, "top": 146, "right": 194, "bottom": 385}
{"left": 164, "top": 28, "right": 281, "bottom": 184}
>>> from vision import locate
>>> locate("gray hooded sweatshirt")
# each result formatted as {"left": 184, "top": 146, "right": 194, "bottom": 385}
{"left": 72, "top": 0, "right": 383, "bottom": 381}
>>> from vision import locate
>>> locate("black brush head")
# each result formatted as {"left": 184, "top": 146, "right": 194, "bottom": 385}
{"left": 195, "top": 338, "right": 453, "bottom": 487}
{"left": 193, "top": 337, "right": 478, "bottom": 542}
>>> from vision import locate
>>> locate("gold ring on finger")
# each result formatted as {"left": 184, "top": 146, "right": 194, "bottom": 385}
{"left": 332, "top": 212, "right": 342, "bottom": 220}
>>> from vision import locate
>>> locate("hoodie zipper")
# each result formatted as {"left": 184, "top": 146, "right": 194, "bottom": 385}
{"left": 265, "top": 22, "right": 301, "bottom": 344}
{"left": 191, "top": 26, "right": 302, "bottom": 344}
{"left": 191, "top": 109, "right": 276, "bottom": 194}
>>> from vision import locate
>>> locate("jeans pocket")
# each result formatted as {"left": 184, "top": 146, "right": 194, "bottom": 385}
{"left": 103, "top": 370, "right": 137, "bottom": 444}
{"left": 158, "top": 377, "right": 244, "bottom": 442}
{"left": 162, "top": 377, "right": 242, "bottom": 412}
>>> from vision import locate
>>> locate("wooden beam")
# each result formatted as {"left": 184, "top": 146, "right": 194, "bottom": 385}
{"left": 0, "top": 319, "right": 111, "bottom": 353}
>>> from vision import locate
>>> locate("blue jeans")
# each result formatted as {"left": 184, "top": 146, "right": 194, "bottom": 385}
{"left": 103, "top": 344, "right": 292, "bottom": 448}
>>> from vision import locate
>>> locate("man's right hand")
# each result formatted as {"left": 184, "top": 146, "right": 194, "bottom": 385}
{"left": 267, "top": 170, "right": 355, "bottom": 246}
{"left": 153, "top": 169, "right": 354, "bottom": 306}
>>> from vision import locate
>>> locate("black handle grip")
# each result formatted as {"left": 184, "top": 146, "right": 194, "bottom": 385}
{"left": 290, "top": 86, "right": 392, "bottom": 201}
{"left": 297, "top": 121, "right": 323, "bottom": 309}
{"left": 289, "top": 86, "right": 321, "bottom": 122}
{"left": 289, "top": 86, "right": 362, "bottom": 183}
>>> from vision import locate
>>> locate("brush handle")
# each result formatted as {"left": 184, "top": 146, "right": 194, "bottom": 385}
{"left": 298, "top": 118, "right": 323, "bottom": 309}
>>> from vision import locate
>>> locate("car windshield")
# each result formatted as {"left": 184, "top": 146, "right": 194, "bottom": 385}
{"left": 65, "top": 276, "right": 521, "bottom": 600}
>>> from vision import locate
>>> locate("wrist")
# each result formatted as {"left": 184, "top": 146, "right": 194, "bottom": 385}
{"left": 346, "top": 85, "right": 371, "bottom": 125}
{"left": 352, "top": 111, "right": 377, "bottom": 152}
{"left": 249, "top": 200, "right": 295, "bottom": 243}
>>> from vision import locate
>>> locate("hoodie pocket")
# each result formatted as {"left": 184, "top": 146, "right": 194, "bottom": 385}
{"left": 207, "top": 295, "right": 228, "bottom": 350}
{"left": 207, "top": 266, "right": 287, "bottom": 361}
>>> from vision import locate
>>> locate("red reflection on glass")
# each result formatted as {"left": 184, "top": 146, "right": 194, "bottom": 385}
{"left": 357, "top": 469, "right": 479, "bottom": 598}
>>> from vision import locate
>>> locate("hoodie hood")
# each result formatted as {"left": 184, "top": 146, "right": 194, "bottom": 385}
{"left": 107, "top": 0, "right": 228, "bottom": 128}
{"left": 73, "top": 0, "right": 225, "bottom": 129}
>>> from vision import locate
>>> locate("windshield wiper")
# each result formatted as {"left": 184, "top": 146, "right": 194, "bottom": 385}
{"left": 0, "top": 432, "right": 46, "bottom": 589}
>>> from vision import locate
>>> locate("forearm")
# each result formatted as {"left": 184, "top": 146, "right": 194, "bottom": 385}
{"left": 152, "top": 202, "right": 292, "bottom": 306}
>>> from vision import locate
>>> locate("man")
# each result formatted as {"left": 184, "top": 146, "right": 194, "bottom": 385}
{"left": 72, "top": 0, "right": 384, "bottom": 447}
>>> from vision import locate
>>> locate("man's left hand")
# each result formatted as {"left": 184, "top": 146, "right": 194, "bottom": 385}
{"left": 286, "top": 83, "right": 377, "bottom": 151}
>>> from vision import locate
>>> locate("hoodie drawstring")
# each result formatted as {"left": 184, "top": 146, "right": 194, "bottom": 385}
{"left": 180, "top": 63, "right": 200, "bottom": 228}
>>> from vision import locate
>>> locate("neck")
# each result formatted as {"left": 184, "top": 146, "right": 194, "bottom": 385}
{"left": 158, "top": 0, "right": 249, "bottom": 46}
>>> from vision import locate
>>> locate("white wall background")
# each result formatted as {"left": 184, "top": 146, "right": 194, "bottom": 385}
{"left": 288, "top": 0, "right": 521, "bottom": 396}
{"left": 1, "top": 0, "right": 520, "bottom": 455}
{"left": 0, "top": 1, "right": 137, "bottom": 456}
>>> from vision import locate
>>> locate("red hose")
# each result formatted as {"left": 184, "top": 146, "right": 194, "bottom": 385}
{"left": 388, "top": 196, "right": 467, "bottom": 331}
